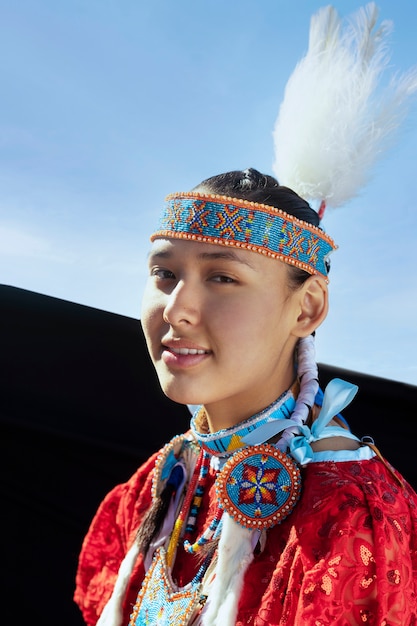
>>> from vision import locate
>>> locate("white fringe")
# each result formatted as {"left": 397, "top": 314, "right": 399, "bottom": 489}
{"left": 272, "top": 3, "right": 417, "bottom": 208}
{"left": 202, "top": 513, "right": 254, "bottom": 626}
{"left": 96, "top": 541, "right": 140, "bottom": 626}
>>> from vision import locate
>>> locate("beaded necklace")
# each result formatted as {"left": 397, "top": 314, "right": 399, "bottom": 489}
{"left": 165, "top": 447, "right": 205, "bottom": 568}
{"left": 180, "top": 386, "right": 301, "bottom": 555}
{"left": 183, "top": 451, "right": 223, "bottom": 554}
{"left": 130, "top": 386, "right": 304, "bottom": 626}
{"left": 191, "top": 385, "right": 297, "bottom": 458}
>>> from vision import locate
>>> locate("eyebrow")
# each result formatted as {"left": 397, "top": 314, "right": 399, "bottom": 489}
{"left": 198, "top": 250, "right": 254, "bottom": 267}
{"left": 147, "top": 247, "right": 255, "bottom": 268}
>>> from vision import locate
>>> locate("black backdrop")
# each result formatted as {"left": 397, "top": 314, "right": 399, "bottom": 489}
{"left": 1, "top": 284, "right": 416, "bottom": 626}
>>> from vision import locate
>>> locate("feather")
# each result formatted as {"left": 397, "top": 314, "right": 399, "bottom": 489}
{"left": 202, "top": 514, "right": 255, "bottom": 626}
{"left": 272, "top": 3, "right": 417, "bottom": 208}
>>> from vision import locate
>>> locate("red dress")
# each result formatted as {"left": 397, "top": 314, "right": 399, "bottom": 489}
{"left": 74, "top": 445, "right": 417, "bottom": 625}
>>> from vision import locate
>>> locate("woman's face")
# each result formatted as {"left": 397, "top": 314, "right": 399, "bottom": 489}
{"left": 141, "top": 238, "right": 306, "bottom": 430}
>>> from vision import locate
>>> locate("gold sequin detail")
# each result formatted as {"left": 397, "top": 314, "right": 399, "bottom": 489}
{"left": 360, "top": 544, "right": 374, "bottom": 566}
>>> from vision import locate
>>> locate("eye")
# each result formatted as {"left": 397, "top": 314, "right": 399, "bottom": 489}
{"left": 150, "top": 267, "right": 175, "bottom": 280}
{"left": 210, "top": 274, "right": 236, "bottom": 284}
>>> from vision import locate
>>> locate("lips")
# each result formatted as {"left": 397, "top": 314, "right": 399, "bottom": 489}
{"left": 161, "top": 339, "right": 211, "bottom": 367}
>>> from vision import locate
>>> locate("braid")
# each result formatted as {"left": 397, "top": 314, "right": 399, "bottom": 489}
{"left": 279, "top": 335, "right": 319, "bottom": 450}
{"left": 136, "top": 482, "right": 175, "bottom": 557}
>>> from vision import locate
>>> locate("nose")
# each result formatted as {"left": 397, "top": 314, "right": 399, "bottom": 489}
{"left": 163, "top": 280, "right": 200, "bottom": 327}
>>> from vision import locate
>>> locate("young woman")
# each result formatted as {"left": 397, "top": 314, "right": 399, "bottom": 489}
{"left": 74, "top": 168, "right": 417, "bottom": 625}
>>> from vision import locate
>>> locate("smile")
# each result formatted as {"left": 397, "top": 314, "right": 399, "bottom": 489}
{"left": 169, "top": 347, "right": 209, "bottom": 355}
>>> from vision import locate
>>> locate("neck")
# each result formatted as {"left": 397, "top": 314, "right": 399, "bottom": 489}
{"left": 203, "top": 379, "right": 295, "bottom": 433}
{"left": 191, "top": 384, "right": 298, "bottom": 459}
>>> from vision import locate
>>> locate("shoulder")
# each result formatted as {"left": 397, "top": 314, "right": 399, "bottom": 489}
{"left": 301, "top": 455, "right": 417, "bottom": 518}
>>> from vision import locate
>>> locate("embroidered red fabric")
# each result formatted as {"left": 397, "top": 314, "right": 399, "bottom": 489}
{"left": 74, "top": 452, "right": 417, "bottom": 625}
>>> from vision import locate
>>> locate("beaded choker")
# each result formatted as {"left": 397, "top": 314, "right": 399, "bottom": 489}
{"left": 150, "top": 192, "right": 337, "bottom": 280}
{"left": 190, "top": 386, "right": 297, "bottom": 458}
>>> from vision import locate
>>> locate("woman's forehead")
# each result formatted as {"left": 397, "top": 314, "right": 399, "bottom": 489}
{"left": 149, "top": 237, "right": 257, "bottom": 263}
{"left": 148, "top": 237, "right": 288, "bottom": 275}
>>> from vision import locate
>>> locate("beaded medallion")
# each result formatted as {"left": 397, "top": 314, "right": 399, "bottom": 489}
{"left": 129, "top": 547, "right": 206, "bottom": 626}
{"left": 215, "top": 444, "right": 301, "bottom": 529}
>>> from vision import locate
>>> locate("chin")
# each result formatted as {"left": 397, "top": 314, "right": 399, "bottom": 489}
{"left": 157, "top": 380, "right": 202, "bottom": 407}
{"left": 155, "top": 368, "right": 208, "bottom": 407}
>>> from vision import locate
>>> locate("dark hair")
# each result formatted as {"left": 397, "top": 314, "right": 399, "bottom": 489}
{"left": 192, "top": 168, "right": 327, "bottom": 287}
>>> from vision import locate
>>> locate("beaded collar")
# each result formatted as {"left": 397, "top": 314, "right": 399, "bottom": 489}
{"left": 150, "top": 192, "right": 337, "bottom": 280}
{"left": 190, "top": 385, "right": 298, "bottom": 458}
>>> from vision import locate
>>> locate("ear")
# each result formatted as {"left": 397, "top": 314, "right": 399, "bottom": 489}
{"left": 293, "top": 275, "right": 328, "bottom": 337}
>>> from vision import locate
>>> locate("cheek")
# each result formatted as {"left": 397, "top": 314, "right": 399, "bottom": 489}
{"left": 233, "top": 294, "right": 294, "bottom": 347}
{"left": 211, "top": 301, "right": 262, "bottom": 346}
{"left": 140, "top": 284, "right": 164, "bottom": 341}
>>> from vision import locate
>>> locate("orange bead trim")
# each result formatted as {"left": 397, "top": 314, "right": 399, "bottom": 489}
{"left": 151, "top": 191, "right": 337, "bottom": 281}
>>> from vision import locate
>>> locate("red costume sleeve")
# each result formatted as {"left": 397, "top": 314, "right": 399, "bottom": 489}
{"left": 73, "top": 452, "right": 158, "bottom": 625}
{"left": 236, "top": 458, "right": 417, "bottom": 625}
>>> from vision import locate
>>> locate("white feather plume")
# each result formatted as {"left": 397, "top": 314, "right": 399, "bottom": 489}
{"left": 272, "top": 3, "right": 417, "bottom": 208}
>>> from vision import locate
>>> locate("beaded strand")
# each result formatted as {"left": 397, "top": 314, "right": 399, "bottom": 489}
{"left": 184, "top": 450, "right": 211, "bottom": 536}
{"left": 166, "top": 447, "right": 204, "bottom": 568}
{"left": 165, "top": 446, "right": 224, "bottom": 559}
{"left": 184, "top": 506, "right": 224, "bottom": 554}
{"left": 181, "top": 449, "right": 224, "bottom": 555}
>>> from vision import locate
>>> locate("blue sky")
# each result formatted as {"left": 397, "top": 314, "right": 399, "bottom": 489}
{"left": 1, "top": 0, "right": 416, "bottom": 386}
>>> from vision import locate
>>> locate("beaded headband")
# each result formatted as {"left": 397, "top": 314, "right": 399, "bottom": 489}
{"left": 150, "top": 192, "right": 337, "bottom": 280}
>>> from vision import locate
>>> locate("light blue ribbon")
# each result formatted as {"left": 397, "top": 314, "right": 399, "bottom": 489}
{"left": 242, "top": 417, "right": 300, "bottom": 446}
{"left": 242, "top": 378, "right": 358, "bottom": 465}
{"left": 289, "top": 378, "right": 358, "bottom": 465}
